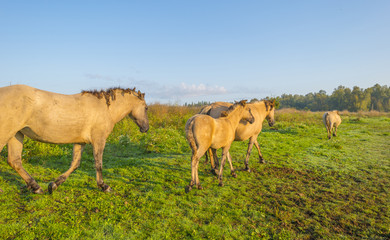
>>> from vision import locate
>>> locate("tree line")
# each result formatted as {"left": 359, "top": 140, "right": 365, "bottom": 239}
{"left": 277, "top": 84, "right": 390, "bottom": 112}
{"left": 183, "top": 84, "right": 389, "bottom": 112}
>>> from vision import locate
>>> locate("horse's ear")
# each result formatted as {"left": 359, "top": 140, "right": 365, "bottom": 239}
{"left": 240, "top": 100, "right": 247, "bottom": 106}
{"left": 141, "top": 93, "right": 145, "bottom": 100}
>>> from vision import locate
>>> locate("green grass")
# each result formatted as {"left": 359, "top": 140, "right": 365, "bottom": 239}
{"left": 0, "top": 107, "right": 389, "bottom": 239}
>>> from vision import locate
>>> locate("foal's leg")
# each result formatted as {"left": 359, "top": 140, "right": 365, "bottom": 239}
{"left": 48, "top": 144, "right": 85, "bottom": 194}
{"left": 93, "top": 140, "right": 112, "bottom": 192}
{"left": 218, "top": 146, "right": 230, "bottom": 186}
{"left": 7, "top": 132, "right": 43, "bottom": 194}
{"left": 211, "top": 148, "right": 219, "bottom": 175}
{"left": 226, "top": 152, "right": 237, "bottom": 178}
{"left": 186, "top": 148, "right": 206, "bottom": 192}
{"left": 244, "top": 136, "right": 257, "bottom": 172}
{"left": 207, "top": 148, "right": 214, "bottom": 168}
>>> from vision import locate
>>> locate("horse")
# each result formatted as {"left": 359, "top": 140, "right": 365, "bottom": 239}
{"left": 0, "top": 84, "right": 149, "bottom": 194}
{"left": 185, "top": 100, "right": 255, "bottom": 192}
{"left": 323, "top": 110, "right": 341, "bottom": 139}
{"left": 199, "top": 99, "right": 275, "bottom": 172}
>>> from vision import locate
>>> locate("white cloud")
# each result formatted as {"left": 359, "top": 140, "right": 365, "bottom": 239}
{"left": 83, "top": 74, "right": 229, "bottom": 103}
{"left": 178, "top": 83, "right": 227, "bottom": 97}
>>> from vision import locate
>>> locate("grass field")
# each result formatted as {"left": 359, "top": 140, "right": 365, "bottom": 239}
{"left": 0, "top": 106, "right": 389, "bottom": 239}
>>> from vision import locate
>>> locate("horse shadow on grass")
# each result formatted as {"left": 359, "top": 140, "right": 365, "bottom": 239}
{"left": 263, "top": 126, "right": 299, "bottom": 135}
{"left": 0, "top": 141, "right": 192, "bottom": 194}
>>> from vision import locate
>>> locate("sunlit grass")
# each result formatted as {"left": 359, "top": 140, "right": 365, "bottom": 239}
{"left": 0, "top": 107, "right": 389, "bottom": 239}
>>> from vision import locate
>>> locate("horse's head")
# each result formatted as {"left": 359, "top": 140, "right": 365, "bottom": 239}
{"left": 265, "top": 100, "right": 276, "bottom": 127}
{"left": 240, "top": 100, "right": 255, "bottom": 124}
{"left": 129, "top": 91, "right": 149, "bottom": 133}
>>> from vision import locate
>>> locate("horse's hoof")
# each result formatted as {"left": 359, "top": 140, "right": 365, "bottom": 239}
{"left": 102, "top": 185, "right": 112, "bottom": 193}
{"left": 211, "top": 169, "right": 219, "bottom": 176}
{"left": 245, "top": 167, "right": 251, "bottom": 173}
{"left": 218, "top": 182, "right": 224, "bottom": 187}
{"left": 259, "top": 159, "right": 266, "bottom": 164}
{"left": 34, "top": 188, "right": 44, "bottom": 194}
{"left": 185, "top": 185, "right": 192, "bottom": 193}
{"left": 232, "top": 172, "right": 237, "bottom": 178}
{"left": 197, "top": 185, "right": 203, "bottom": 190}
{"left": 48, "top": 182, "right": 57, "bottom": 194}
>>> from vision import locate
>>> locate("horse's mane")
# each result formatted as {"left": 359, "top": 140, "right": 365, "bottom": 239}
{"left": 81, "top": 87, "right": 145, "bottom": 106}
{"left": 221, "top": 100, "right": 247, "bottom": 117}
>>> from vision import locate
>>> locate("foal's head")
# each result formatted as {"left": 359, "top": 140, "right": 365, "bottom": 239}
{"left": 222, "top": 100, "right": 255, "bottom": 124}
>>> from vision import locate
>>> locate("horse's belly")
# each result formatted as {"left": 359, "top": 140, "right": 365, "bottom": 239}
{"left": 20, "top": 126, "right": 88, "bottom": 144}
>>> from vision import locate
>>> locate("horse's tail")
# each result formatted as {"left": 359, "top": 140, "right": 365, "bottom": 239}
{"left": 185, "top": 117, "right": 198, "bottom": 153}
{"left": 198, "top": 105, "right": 212, "bottom": 115}
{"left": 323, "top": 112, "right": 332, "bottom": 130}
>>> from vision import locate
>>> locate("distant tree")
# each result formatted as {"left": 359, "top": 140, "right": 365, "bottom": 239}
{"left": 277, "top": 84, "right": 389, "bottom": 112}
{"left": 370, "top": 84, "right": 390, "bottom": 111}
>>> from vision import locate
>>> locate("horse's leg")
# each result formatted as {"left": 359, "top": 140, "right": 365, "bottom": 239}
{"left": 227, "top": 152, "right": 237, "bottom": 178}
{"left": 218, "top": 146, "right": 230, "bottom": 187}
{"left": 186, "top": 154, "right": 197, "bottom": 192}
{"left": 93, "top": 140, "right": 111, "bottom": 192}
{"left": 211, "top": 148, "right": 219, "bottom": 175}
{"left": 208, "top": 148, "right": 214, "bottom": 168}
{"left": 327, "top": 126, "right": 332, "bottom": 139}
{"left": 333, "top": 125, "right": 337, "bottom": 137}
{"left": 254, "top": 139, "right": 266, "bottom": 164}
{"left": 7, "top": 132, "right": 43, "bottom": 194}
{"left": 186, "top": 148, "right": 206, "bottom": 192}
{"left": 194, "top": 156, "right": 202, "bottom": 190}
{"left": 205, "top": 148, "right": 210, "bottom": 164}
{"left": 48, "top": 144, "right": 85, "bottom": 194}
{"left": 244, "top": 137, "right": 255, "bottom": 172}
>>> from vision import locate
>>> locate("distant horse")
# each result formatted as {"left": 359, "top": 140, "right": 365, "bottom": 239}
{"left": 199, "top": 100, "right": 275, "bottom": 172}
{"left": 323, "top": 110, "right": 341, "bottom": 139}
{"left": 185, "top": 100, "right": 255, "bottom": 191}
{"left": 0, "top": 85, "right": 149, "bottom": 194}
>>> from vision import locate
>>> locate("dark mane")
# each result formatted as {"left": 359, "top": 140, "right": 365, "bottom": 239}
{"left": 221, "top": 100, "right": 247, "bottom": 117}
{"left": 263, "top": 100, "right": 275, "bottom": 111}
{"left": 81, "top": 87, "right": 145, "bottom": 106}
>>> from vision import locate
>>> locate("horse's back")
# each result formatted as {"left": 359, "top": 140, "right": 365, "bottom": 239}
{"left": 186, "top": 114, "right": 215, "bottom": 134}
{"left": 0, "top": 85, "right": 105, "bottom": 144}
{"left": 0, "top": 84, "right": 34, "bottom": 101}
{"left": 0, "top": 85, "right": 38, "bottom": 118}
{"left": 203, "top": 102, "right": 231, "bottom": 118}
{"left": 324, "top": 111, "right": 341, "bottom": 127}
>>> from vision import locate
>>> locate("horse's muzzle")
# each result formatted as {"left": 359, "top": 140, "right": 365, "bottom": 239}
{"left": 268, "top": 121, "right": 275, "bottom": 127}
{"left": 140, "top": 126, "right": 149, "bottom": 133}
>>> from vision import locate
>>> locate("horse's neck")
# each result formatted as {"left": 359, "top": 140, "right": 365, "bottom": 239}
{"left": 108, "top": 95, "right": 135, "bottom": 123}
{"left": 224, "top": 107, "right": 244, "bottom": 129}
{"left": 253, "top": 102, "right": 268, "bottom": 121}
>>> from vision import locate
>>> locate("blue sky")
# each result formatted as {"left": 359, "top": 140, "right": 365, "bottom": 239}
{"left": 1, "top": 1, "right": 389, "bottom": 104}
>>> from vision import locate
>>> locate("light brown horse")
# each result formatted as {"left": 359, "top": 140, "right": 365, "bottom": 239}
{"left": 0, "top": 85, "right": 149, "bottom": 194}
{"left": 185, "top": 100, "right": 255, "bottom": 192}
{"left": 323, "top": 110, "right": 342, "bottom": 139}
{"left": 200, "top": 100, "right": 275, "bottom": 172}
